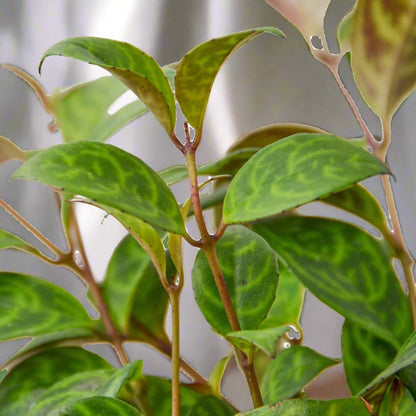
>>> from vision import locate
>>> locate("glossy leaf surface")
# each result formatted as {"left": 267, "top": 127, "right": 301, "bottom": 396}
{"left": 12, "top": 142, "right": 184, "bottom": 235}
{"left": 0, "top": 135, "right": 28, "bottom": 164}
{"left": 260, "top": 262, "right": 304, "bottom": 331}
{"left": 187, "top": 396, "right": 235, "bottom": 416}
{"left": 0, "top": 272, "right": 94, "bottom": 341}
{"left": 192, "top": 225, "right": 278, "bottom": 334}
{"left": 102, "top": 234, "right": 168, "bottom": 337}
{"left": 342, "top": 319, "right": 397, "bottom": 395}
{"left": 223, "top": 134, "right": 389, "bottom": 224}
{"left": 0, "top": 229, "right": 43, "bottom": 258}
{"left": 62, "top": 396, "right": 141, "bottom": 416}
{"left": 175, "top": 27, "right": 284, "bottom": 135}
{"left": 41, "top": 37, "right": 176, "bottom": 134}
{"left": 227, "top": 327, "right": 290, "bottom": 357}
{"left": 261, "top": 346, "right": 339, "bottom": 404}
{"left": 347, "top": 0, "right": 416, "bottom": 120}
{"left": 0, "top": 347, "right": 111, "bottom": 416}
{"left": 253, "top": 217, "right": 412, "bottom": 346}
{"left": 239, "top": 398, "right": 369, "bottom": 415}
{"left": 54, "top": 76, "right": 148, "bottom": 142}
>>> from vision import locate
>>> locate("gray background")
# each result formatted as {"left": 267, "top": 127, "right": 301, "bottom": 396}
{"left": 0, "top": 0, "right": 415, "bottom": 408}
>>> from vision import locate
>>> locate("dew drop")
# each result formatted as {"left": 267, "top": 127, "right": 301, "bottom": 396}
{"left": 283, "top": 342, "right": 291, "bottom": 349}
{"left": 73, "top": 250, "right": 84, "bottom": 268}
{"left": 310, "top": 35, "right": 323, "bottom": 50}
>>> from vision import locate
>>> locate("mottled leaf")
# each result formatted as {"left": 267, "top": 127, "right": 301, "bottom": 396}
{"left": 102, "top": 234, "right": 169, "bottom": 339}
{"left": 0, "top": 135, "right": 28, "bottom": 164}
{"left": 228, "top": 123, "right": 326, "bottom": 153}
{"left": 223, "top": 134, "right": 389, "bottom": 224}
{"left": 53, "top": 76, "right": 148, "bottom": 142}
{"left": 175, "top": 27, "right": 284, "bottom": 136}
{"left": 238, "top": 398, "right": 369, "bottom": 415}
{"left": 253, "top": 217, "right": 412, "bottom": 347}
{"left": 227, "top": 327, "right": 290, "bottom": 357}
{"left": 0, "top": 229, "right": 43, "bottom": 258}
{"left": 348, "top": 0, "right": 416, "bottom": 120}
{"left": 12, "top": 142, "right": 184, "bottom": 235}
{"left": 322, "top": 184, "right": 389, "bottom": 234}
{"left": 187, "top": 396, "right": 235, "bottom": 416}
{"left": 342, "top": 319, "right": 397, "bottom": 395}
{"left": 192, "top": 225, "right": 278, "bottom": 334}
{"left": 62, "top": 396, "right": 142, "bottom": 416}
{"left": 41, "top": 37, "right": 176, "bottom": 134}
{"left": 261, "top": 346, "right": 339, "bottom": 404}
{"left": 260, "top": 262, "right": 305, "bottom": 332}
{"left": 0, "top": 272, "right": 95, "bottom": 342}
{"left": 0, "top": 347, "right": 111, "bottom": 416}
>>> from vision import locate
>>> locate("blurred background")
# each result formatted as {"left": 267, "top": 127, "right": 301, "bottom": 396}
{"left": 0, "top": 0, "right": 415, "bottom": 409}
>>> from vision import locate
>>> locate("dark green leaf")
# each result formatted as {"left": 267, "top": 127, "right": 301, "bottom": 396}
{"left": 261, "top": 346, "right": 339, "bottom": 404}
{"left": 223, "top": 134, "right": 389, "bottom": 224}
{"left": 62, "top": 396, "right": 141, "bottom": 416}
{"left": 12, "top": 142, "right": 185, "bottom": 235}
{"left": 0, "top": 272, "right": 95, "bottom": 342}
{"left": 192, "top": 225, "right": 278, "bottom": 334}
{"left": 0, "top": 369, "right": 6, "bottom": 383}
{"left": 379, "top": 389, "right": 416, "bottom": 416}
{"left": 0, "top": 135, "right": 28, "bottom": 165}
{"left": 322, "top": 184, "right": 389, "bottom": 234}
{"left": 187, "top": 396, "right": 235, "bottom": 416}
{"left": 0, "top": 229, "right": 43, "bottom": 258}
{"left": 342, "top": 319, "right": 397, "bottom": 395}
{"left": 41, "top": 37, "right": 176, "bottom": 134}
{"left": 238, "top": 398, "right": 369, "bottom": 415}
{"left": 53, "top": 76, "right": 148, "bottom": 142}
{"left": 253, "top": 217, "right": 412, "bottom": 346}
{"left": 0, "top": 347, "right": 111, "bottom": 416}
{"left": 399, "top": 365, "right": 416, "bottom": 401}
{"left": 175, "top": 27, "right": 284, "bottom": 136}
{"left": 102, "top": 234, "right": 168, "bottom": 338}
{"left": 260, "top": 262, "right": 305, "bottom": 332}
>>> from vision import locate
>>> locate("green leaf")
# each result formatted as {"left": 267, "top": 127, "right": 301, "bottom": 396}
{"left": 175, "top": 27, "right": 284, "bottom": 136}
{"left": 360, "top": 330, "right": 416, "bottom": 395}
{"left": 260, "top": 262, "right": 305, "bottom": 332}
{"left": 379, "top": 389, "right": 416, "bottom": 416}
{"left": 322, "top": 184, "right": 389, "bottom": 234}
{"left": 146, "top": 376, "right": 201, "bottom": 416}
{"left": 238, "top": 398, "right": 370, "bottom": 415}
{"left": 0, "top": 347, "right": 111, "bottom": 416}
{"left": 52, "top": 76, "right": 148, "bottom": 142}
{"left": 223, "top": 134, "right": 389, "bottom": 224}
{"left": 0, "top": 272, "right": 95, "bottom": 342}
{"left": 253, "top": 217, "right": 412, "bottom": 347}
{"left": 187, "top": 396, "right": 235, "bottom": 416}
{"left": 41, "top": 37, "right": 176, "bottom": 134}
{"left": 192, "top": 225, "right": 278, "bottom": 335}
{"left": 62, "top": 396, "right": 142, "bottom": 416}
{"left": 0, "top": 369, "right": 6, "bottom": 383}
{"left": 227, "top": 327, "right": 290, "bottom": 357}
{"left": 342, "top": 319, "right": 398, "bottom": 395}
{"left": 102, "top": 234, "right": 168, "bottom": 338}
{"left": 228, "top": 123, "right": 327, "bottom": 153}
{"left": 261, "top": 346, "right": 339, "bottom": 404}
{"left": 0, "top": 229, "right": 43, "bottom": 258}
{"left": 347, "top": 0, "right": 416, "bottom": 120}
{"left": 0, "top": 135, "right": 28, "bottom": 165}
{"left": 399, "top": 365, "right": 416, "bottom": 401}
{"left": 208, "top": 357, "right": 230, "bottom": 397}
{"left": 12, "top": 141, "right": 185, "bottom": 235}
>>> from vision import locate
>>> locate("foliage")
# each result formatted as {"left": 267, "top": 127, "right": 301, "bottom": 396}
{"left": 1, "top": 1, "right": 416, "bottom": 415}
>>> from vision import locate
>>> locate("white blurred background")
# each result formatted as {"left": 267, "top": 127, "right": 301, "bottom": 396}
{"left": 1, "top": 0, "right": 415, "bottom": 408}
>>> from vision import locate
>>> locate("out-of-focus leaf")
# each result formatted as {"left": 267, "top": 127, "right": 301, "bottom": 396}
{"left": 52, "top": 76, "right": 148, "bottom": 142}
{"left": 175, "top": 27, "right": 284, "bottom": 137}
{"left": 0, "top": 369, "right": 6, "bottom": 383}
{"left": 238, "top": 398, "right": 369, "bottom": 415}
{"left": 253, "top": 217, "right": 412, "bottom": 347}
{"left": 0, "top": 135, "right": 28, "bottom": 165}
{"left": 187, "top": 396, "right": 235, "bottom": 416}
{"left": 260, "top": 262, "right": 305, "bottom": 332}
{"left": 62, "top": 396, "right": 142, "bottom": 416}
{"left": 379, "top": 389, "right": 416, "bottom": 416}
{"left": 0, "top": 272, "right": 95, "bottom": 342}
{"left": 192, "top": 225, "right": 278, "bottom": 335}
{"left": 226, "top": 327, "right": 290, "bottom": 357}
{"left": 12, "top": 142, "right": 184, "bottom": 235}
{"left": 0, "top": 347, "right": 111, "bottom": 416}
{"left": 0, "top": 229, "right": 43, "bottom": 258}
{"left": 40, "top": 37, "right": 176, "bottom": 134}
{"left": 261, "top": 346, "right": 339, "bottom": 404}
{"left": 347, "top": 0, "right": 416, "bottom": 120}
{"left": 223, "top": 134, "right": 389, "bottom": 224}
